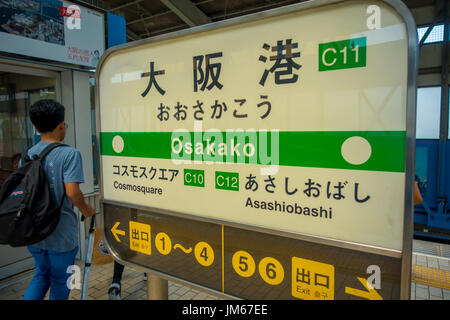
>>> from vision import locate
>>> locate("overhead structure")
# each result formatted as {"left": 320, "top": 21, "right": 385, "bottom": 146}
{"left": 159, "top": 0, "right": 211, "bottom": 27}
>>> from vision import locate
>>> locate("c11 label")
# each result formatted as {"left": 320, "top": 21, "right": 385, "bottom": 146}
{"left": 184, "top": 169, "right": 205, "bottom": 187}
{"left": 319, "top": 37, "right": 366, "bottom": 71}
{"left": 215, "top": 171, "right": 239, "bottom": 191}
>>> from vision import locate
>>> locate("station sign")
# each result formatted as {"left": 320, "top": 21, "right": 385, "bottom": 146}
{"left": 97, "top": 0, "right": 417, "bottom": 300}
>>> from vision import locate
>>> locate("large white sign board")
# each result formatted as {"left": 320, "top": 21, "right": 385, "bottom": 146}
{"left": 98, "top": 0, "right": 415, "bottom": 252}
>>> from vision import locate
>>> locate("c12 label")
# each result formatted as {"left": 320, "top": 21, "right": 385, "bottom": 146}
{"left": 215, "top": 171, "right": 239, "bottom": 191}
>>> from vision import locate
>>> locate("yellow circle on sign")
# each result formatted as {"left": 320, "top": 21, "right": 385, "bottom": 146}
{"left": 194, "top": 242, "right": 214, "bottom": 267}
{"left": 232, "top": 250, "right": 256, "bottom": 278}
{"left": 258, "top": 257, "right": 284, "bottom": 285}
{"left": 155, "top": 232, "right": 172, "bottom": 255}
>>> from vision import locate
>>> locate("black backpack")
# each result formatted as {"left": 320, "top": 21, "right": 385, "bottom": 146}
{"left": 0, "top": 143, "right": 67, "bottom": 247}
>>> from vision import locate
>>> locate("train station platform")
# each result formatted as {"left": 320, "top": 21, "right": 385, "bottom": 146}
{"left": 0, "top": 239, "right": 448, "bottom": 300}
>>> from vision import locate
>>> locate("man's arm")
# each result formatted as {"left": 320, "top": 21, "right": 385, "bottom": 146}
{"left": 65, "top": 182, "right": 95, "bottom": 218}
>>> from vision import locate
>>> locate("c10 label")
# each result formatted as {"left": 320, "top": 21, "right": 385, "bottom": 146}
{"left": 184, "top": 169, "right": 205, "bottom": 187}
{"left": 215, "top": 171, "right": 239, "bottom": 191}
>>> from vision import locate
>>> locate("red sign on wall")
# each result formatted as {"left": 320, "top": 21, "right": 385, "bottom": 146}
{"left": 59, "top": 6, "right": 81, "bottom": 18}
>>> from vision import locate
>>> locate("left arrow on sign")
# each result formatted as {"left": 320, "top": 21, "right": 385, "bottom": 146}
{"left": 111, "top": 222, "right": 126, "bottom": 242}
{"left": 345, "top": 277, "right": 383, "bottom": 300}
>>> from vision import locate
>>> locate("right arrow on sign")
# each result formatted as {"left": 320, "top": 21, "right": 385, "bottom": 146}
{"left": 345, "top": 277, "right": 383, "bottom": 300}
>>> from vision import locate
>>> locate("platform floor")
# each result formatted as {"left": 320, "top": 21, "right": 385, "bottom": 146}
{"left": 0, "top": 239, "right": 449, "bottom": 300}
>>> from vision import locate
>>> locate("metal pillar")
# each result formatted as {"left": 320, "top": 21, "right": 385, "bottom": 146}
{"left": 147, "top": 274, "right": 168, "bottom": 300}
{"left": 437, "top": 0, "right": 449, "bottom": 212}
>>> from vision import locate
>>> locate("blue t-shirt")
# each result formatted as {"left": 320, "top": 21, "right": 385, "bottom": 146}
{"left": 25, "top": 141, "right": 84, "bottom": 252}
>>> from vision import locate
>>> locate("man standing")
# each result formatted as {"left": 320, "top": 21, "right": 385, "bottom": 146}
{"left": 22, "top": 99, "right": 95, "bottom": 300}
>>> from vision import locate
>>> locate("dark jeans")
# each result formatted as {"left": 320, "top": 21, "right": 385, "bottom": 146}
{"left": 112, "top": 260, "right": 125, "bottom": 284}
{"left": 111, "top": 260, "right": 147, "bottom": 285}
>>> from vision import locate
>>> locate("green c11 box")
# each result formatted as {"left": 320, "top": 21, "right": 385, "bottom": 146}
{"left": 319, "top": 37, "right": 366, "bottom": 72}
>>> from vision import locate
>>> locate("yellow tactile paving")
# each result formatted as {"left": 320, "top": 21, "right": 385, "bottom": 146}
{"left": 412, "top": 264, "right": 450, "bottom": 290}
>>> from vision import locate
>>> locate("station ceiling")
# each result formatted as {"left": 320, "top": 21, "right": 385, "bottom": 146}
{"left": 72, "top": 0, "right": 439, "bottom": 41}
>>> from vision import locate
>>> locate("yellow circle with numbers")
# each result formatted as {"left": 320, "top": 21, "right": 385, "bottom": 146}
{"left": 232, "top": 250, "right": 256, "bottom": 278}
{"left": 155, "top": 232, "right": 172, "bottom": 255}
{"left": 258, "top": 257, "right": 284, "bottom": 285}
{"left": 194, "top": 242, "right": 214, "bottom": 267}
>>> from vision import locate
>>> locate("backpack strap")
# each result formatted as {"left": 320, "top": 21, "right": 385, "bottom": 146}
{"left": 20, "top": 146, "right": 32, "bottom": 164}
{"left": 38, "top": 142, "right": 69, "bottom": 210}
{"left": 38, "top": 143, "right": 68, "bottom": 161}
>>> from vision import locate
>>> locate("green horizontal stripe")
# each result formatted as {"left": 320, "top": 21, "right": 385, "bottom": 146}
{"left": 100, "top": 131, "right": 406, "bottom": 173}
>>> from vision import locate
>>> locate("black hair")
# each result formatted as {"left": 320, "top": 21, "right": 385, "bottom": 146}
{"left": 29, "top": 99, "right": 65, "bottom": 133}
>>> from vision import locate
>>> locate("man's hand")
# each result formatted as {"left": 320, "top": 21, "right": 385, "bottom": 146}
{"left": 65, "top": 182, "right": 95, "bottom": 218}
{"left": 83, "top": 205, "right": 95, "bottom": 218}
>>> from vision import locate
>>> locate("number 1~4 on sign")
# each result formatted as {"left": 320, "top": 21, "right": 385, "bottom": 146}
{"left": 155, "top": 232, "right": 172, "bottom": 255}
{"left": 194, "top": 242, "right": 215, "bottom": 267}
